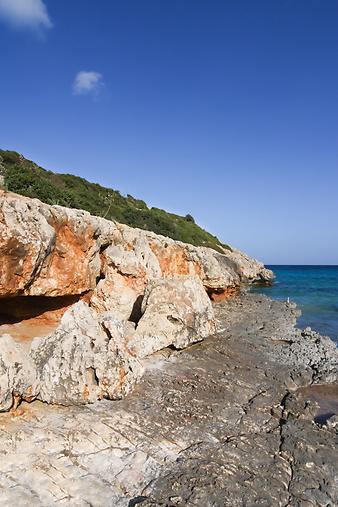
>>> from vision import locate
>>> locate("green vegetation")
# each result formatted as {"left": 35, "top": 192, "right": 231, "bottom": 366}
{"left": 0, "top": 149, "right": 230, "bottom": 253}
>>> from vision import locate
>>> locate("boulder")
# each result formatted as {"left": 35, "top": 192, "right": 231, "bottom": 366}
{"left": 89, "top": 270, "right": 139, "bottom": 321}
{"left": 129, "top": 276, "right": 216, "bottom": 358}
{"left": 30, "top": 302, "right": 143, "bottom": 405}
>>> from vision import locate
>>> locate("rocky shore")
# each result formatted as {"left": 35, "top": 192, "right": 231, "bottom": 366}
{"left": 0, "top": 191, "right": 272, "bottom": 410}
{"left": 0, "top": 293, "right": 337, "bottom": 506}
{"left": 0, "top": 192, "right": 337, "bottom": 506}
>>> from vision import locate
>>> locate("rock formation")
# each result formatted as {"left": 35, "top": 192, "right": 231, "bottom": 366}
{"left": 0, "top": 293, "right": 337, "bottom": 506}
{"left": 0, "top": 191, "right": 337, "bottom": 505}
{"left": 0, "top": 191, "right": 273, "bottom": 410}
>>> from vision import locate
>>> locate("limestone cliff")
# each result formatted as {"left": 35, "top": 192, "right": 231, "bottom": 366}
{"left": 0, "top": 191, "right": 273, "bottom": 411}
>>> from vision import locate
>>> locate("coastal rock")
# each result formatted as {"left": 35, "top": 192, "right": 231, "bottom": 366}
{"left": 89, "top": 270, "right": 140, "bottom": 321}
{"left": 0, "top": 197, "right": 55, "bottom": 296}
{"left": 0, "top": 293, "right": 336, "bottom": 506}
{"left": 276, "top": 326, "right": 338, "bottom": 384}
{"left": 129, "top": 275, "right": 215, "bottom": 358}
{"left": 30, "top": 302, "right": 143, "bottom": 405}
{"left": 0, "top": 191, "right": 273, "bottom": 411}
{"left": 0, "top": 191, "right": 273, "bottom": 301}
{"left": 223, "top": 246, "right": 274, "bottom": 283}
{"left": 0, "top": 335, "right": 39, "bottom": 411}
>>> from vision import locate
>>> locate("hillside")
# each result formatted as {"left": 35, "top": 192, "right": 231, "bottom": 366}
{"left": 0, "top": 149, "right": 229, "bottom": 253}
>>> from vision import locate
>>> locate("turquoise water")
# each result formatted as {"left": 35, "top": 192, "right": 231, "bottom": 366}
{"left": 250, "top": 266, "right": 338, "bottom": 344}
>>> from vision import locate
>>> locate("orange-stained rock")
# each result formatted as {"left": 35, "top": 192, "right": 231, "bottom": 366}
{"left": 28, "top": 215, "right": 98, "bottom": 296}
{"left": 150, "top": 242, "right": 194, "bottom": 276}
{"left": 0, "top": 191, "right": 274, "bottom": 411}
{"left": 0, "top": 191, "right": 273, "bottom": 302}
{"left": 0, "top": 295, "right": 81, "bottom": 348}
{"left": 207, "top": 286, "right": 241, "bottom": 302}
{"left": 0, "top": 196, "right": 55, "bottom": 296}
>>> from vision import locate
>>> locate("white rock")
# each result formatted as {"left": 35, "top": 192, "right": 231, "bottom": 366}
{"left": 0, "top": 334, "right": 39, "bottom": 411}
{"left": 30, "top": 302, "right": 143, "bottom": 405}
{"left": 129, "top": 275, "right": 216, "bottom": 358}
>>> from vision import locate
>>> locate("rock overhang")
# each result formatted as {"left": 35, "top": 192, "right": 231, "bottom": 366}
{"left": 0, "top": 190, "right": 274, "bottom": 411}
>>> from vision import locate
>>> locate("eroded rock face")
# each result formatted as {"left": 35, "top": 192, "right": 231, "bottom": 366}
{"left": 0, "top": 191, "right": 273, "bottom": 300}
{"left": 223, "top": 246, "right": 273, "bottom": 283}
{"left": 30, "top": 302, "right": 143, "bottom": 405}
{"left": 0, "top": 335, "right": 39, "bottom": 411}
{"left": 130, "top": 276, "right": 215, "bottom": 358}
{"left": 0, "top": 191, "right": 273, "bottom": 410}
{"left": 0, "top": 197, "right": 55, "bottom": 297}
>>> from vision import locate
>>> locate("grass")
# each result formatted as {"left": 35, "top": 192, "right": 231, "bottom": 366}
{"left": 0, "top": 149, "right": 230, "bottom": 253}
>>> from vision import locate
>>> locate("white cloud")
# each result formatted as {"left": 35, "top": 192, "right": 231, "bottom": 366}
{"left": 0, "top": 0, "right": 52, "bottom": 30}
{"left": 73, "top": 71, "right": 103, "bottom": 96}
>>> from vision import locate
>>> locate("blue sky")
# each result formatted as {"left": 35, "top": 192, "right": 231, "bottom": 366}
{"left": 0, "top": 0, "right": 337, "bottom": 264}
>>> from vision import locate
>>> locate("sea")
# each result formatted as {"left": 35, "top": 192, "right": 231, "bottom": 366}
{"left": 250, "top": 265, "right": 338, "bottom": 345}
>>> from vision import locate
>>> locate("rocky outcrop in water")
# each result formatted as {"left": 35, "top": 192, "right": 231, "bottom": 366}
{"left": 0, "top": 191, "right": 273, "bottom": 411}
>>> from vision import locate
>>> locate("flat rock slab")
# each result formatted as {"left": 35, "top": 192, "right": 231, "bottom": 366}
{"left": 0, "top": 294, "right": 337, "bottom": 506}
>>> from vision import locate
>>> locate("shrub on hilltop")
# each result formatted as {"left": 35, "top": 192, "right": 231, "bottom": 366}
{"left": 0, "top": 149, "right": 230, "bottom": 253}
